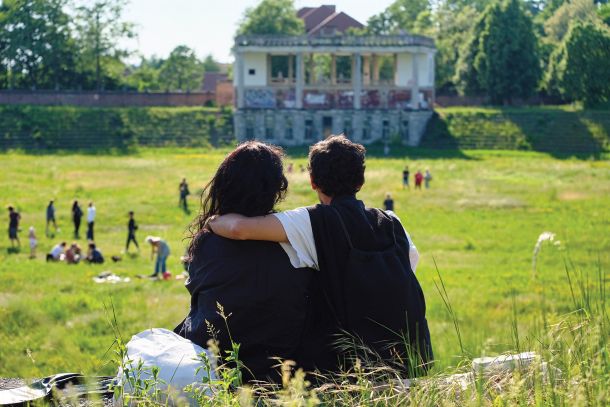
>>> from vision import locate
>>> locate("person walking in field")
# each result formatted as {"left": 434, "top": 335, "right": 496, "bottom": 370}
{"left": 46, "top": 200, "right": 58, "bottom": 237}
{"left": 125, "top": 211, "right": 139, "bottom": 252}
{"left": 86, "top": 202, "right": 96, "bottom": 241}
{"left": 402, "top": 166, "right": 410, "bottom": 189}
{"left": 415, "top": 170, "right": 424, "bottom": 190}
{"left": 424, "top": 169, "right": 433, "bottom": 189}
{"left": 383, "top": 193, "right": 394, "bottom": 211}
{"left": 8, "top": 206, "right": 21, "bottom": 249}
{"left": 72, "top": 200, "right": 83, "bottom": 239}
{"left": 146, "top": 236, "right": 170, "bottom": 278}
{"left": 28, "top": 226, "right": 37, "bottom": 258}
{"left": 179, "top": 178, "right": 190, "bottom": 213}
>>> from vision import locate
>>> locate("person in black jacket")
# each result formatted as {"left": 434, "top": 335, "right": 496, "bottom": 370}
{"left": 125, "top": 211, "right": 139, "bottom": 252}
{"left": 210, "top": 135, "right": 433, "bottom": 377}
{"left": 72, "top": 200, "right": 83, "bottom": 239}
{"left": 175, "top": 141, "right": 314, "bottom": 384}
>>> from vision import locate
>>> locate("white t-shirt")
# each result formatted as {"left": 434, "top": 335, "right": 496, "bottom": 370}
{"left": 273, "top": 207, "right": 420, "bottom": 273}
{"left": 87, "top": 206, "right": 96, "bottom": 223}
{"left": 50, "top": 244, "right": 64, "bottom": 259}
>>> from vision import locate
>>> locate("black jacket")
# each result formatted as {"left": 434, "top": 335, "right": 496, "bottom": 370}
{"left": 175, "top": 233, "right": 313, "bottom": 382}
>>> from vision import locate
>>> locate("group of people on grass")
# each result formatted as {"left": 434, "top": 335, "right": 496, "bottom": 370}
{"left": 402, "top": 166, "right": 433, "bottom": 190}
{"left": 7, "top": 200, "right": 173, "bottom": 277}
{"left": 167, "top": 135, "right": 432, "bottom": 384}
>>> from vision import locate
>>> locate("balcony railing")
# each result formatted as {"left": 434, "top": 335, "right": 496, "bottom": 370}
{"left": 235, "top": 34, "right": 435, "bottom": 49}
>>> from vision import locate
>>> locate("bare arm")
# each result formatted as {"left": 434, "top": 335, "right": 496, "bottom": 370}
{"left": 209, "top": 213, "right": 288, "bottom": 243}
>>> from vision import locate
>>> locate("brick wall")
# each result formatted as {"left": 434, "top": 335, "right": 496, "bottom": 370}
{"left": 0, "top": 91, "right": 215, "bottom": 107}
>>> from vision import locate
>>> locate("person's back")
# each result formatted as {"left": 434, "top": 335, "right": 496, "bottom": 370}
{"left": 305, "top": 197, "right": 431, "bottom": 374}
{"left": 176, "top": 234, "right": 312, "bottom": 382}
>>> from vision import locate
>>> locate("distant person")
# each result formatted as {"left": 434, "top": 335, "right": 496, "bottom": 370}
{"left": 125, "top": 211, "right": 139, "bottom": 252}
{"left": 179, "top": 178, "right": 190, "bottom": 213}
{"left": 46, "top": 200, "right": 58, "bottom": 237}
{"left": 72, "top": 200, "right": 83, "bottom": 239}
{"left": 86, "top": 242, "right": 104, "bottom": 264}
{"left": 28, "top": 226, "right": 37, "bottom": 258}
{"left": 8, "top": 206, "right": 21, "bottom": 248}
{"left": 287, "top": 163, "right": 294, "bottom": 173}
{"left": 65, "top": 242, "right": 82, "bottom": 264}
{"left": 383, "top": 144, "right": 390, "bottom": 156}
{"left": 424, "top": 169, "right": 433, "bottom": 189}
{"left": 47, "top": 241, "right": 66, "bottom": 262}
{"left": 415, "top": 170, "right": 424, "bottom": 190}
{"left": 86, "top": 202, "right": 96, "bottom": 240}
{"left": 402, "top": 166, "right": 410, "bottom": 189}
{"left": 383, "top": 193, "right": 394, "bottom": 211}
{"left": 146, "top": 236, "right": 170, "bottom": 278}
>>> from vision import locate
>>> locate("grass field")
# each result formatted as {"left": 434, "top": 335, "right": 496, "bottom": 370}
{"left": 0, "top": 147, "right": 609, "bottom": 403}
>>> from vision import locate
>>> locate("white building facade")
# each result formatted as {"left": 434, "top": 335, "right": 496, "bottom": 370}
{"left": 233, "top": 34, "right": 436, "bottom": 146}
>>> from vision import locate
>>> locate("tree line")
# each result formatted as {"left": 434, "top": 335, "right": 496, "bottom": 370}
{"left": 2, "top": 0, "right": 609, "bottom": 106}
{"left": 238, "top": 0, "right": 610, "bottom": 107}
{"left": 0, "top": 0, "right": 222, "bottom": 92}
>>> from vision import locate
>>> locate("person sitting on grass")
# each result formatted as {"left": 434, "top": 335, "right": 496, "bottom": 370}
{"left": 210, "top": 135, "right": 432, "bottom": 377}
{"left": 85, "top": 242, "right": 104, "bottom": 264}
{"left": 65, "top": 242, "right": 82, "bottom": 264}
{"left": 175, "top": 141, "right": 314, "bottom": 383}
{"left": 46, "top": 241, "right": 66, "bottom": 262}
{"left": 145, "top": 236, "right": 170, "bottom": 278}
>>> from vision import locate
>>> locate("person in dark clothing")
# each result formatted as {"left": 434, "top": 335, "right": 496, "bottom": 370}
{"left": 125, "top": 211, "right": 139, "bottom": 252}
{"left": 402, "top": 166, "right": 410, "bottom": 189}
{"left": 211, "top": 135, "right": 432, "bottom": 377}
{"left": 178, "top": 178, "right": 190, "bottom": 213}
{"left": 72, "top": 200, "right": 83, "bottom": 239}
{"left": 85, "top": 242, "right": 104, "bottom": 264}
{"left": 383, "top": 193, "right": 394, "bottom": 211}
{"left": 46, "top": 200, "right": 58, "bottom": 237}
{"left": 175, "top": 141, "right": 314, "bottom": 384}
{"left": 8, "top": 206, "right": 21, "bottom": 248}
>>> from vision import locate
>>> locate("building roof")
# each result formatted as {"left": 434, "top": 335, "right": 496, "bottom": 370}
{"left": 202, "top": 72, "right": 228, "bottom": 93}
{"left": 308, "top": 11, "right": 364, "bottom": 36}
{"left": 297, "top": 5, "right": 363, "bottom": 36}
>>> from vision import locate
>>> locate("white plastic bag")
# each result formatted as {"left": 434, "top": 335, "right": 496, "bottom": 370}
{"left": 117, "top": 328, "right": 216, "bottom": 404}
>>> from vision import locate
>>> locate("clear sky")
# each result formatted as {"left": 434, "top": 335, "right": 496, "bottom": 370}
{"left": 121, "top": 1, "right": 393, "bottom": 63}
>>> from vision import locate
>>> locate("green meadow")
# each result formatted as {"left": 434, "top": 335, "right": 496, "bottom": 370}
{"left": 0, "top": 147, "right": 608, "bottom": 398}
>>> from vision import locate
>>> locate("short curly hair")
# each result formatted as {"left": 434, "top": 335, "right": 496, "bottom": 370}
{"left": 308, "top": 135, "right": 366, "bottom": 197}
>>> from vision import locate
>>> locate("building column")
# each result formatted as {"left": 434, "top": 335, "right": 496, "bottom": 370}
{"left": 236, "top": 51, "right": 245, "bottom": 109}
{"left": 288, "top": 55, "right": 294, "bottom": 83}
{"left": 353, "top": 53, "right": 362, "bottom": 110}
{"left": 296, "top": 52, "right": 304, "bottom": 109}
{"left": 411, "top": 53, "right": 419, "bottom": 110}
{"left": 372, "top": 54, "right": 380, "bottom": 85}
{"left": 363, "top": 55, "right": 371, "bottom": 86}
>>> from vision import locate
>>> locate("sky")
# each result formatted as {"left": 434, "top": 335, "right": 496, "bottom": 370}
{"left": 121, "top": 1, "right": 394, "bottom": 64}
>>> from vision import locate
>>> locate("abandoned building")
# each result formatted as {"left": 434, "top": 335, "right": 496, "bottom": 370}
{"left": 233, "top": 6, "right": 436, "bottom": 146}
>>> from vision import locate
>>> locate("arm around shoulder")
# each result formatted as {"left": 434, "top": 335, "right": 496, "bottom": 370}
{"left": 209, "top": 213, "right": 288, "bottom": 242}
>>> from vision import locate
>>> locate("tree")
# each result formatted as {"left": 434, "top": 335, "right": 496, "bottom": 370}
{"left": 236, "top": 0, "right": 304, "bottom": 36}
{"left": 546, "top": 22, "right": 610, "bottom": 106}
{"left": 158, "top": 45, "right": 203, "bottom": 92}
{"left": 126, "top": 57, "right": 162, "bottom": 91}
{"left": 75, "top": 0, "right": 134, "bottom": 90}
{"left": 544, "top": 0, "right": 598, "bottom": 43}
{"left": 366, "top": 0, "right": 430, "bottom": 34}
{"left": 202, "top": 54, "right": 221, "bottom": 73}
{"left": 455, "top": 0, "right": 541, "bottom": 104}
{"left": 0, "top": 0, "right": 78, "bottom": 89}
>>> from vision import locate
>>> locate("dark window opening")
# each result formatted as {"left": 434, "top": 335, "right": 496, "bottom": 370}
{"left": 248, "top": 68, "right": 256, "bottom": 75}
{"left": 382, "top": 119, "right": 390, "bottom": 141}
{"left": 285, "top": 116, "right": 293, "bottom": 140}
{"left": 265, "top": 117, "right": 274, "bottom": 140}
{"left": 305, "top": 119, "right": 314, "bottom": 140}
{"left": 323, "top": 116, "right": 333, "bottom": 138}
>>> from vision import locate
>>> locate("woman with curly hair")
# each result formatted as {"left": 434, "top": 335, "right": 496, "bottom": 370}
{"left": 175, "top": 141, "right": 313, "bottom": 383}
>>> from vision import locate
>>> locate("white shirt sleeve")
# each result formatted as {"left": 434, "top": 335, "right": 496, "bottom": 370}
{"left": 272, "top": 208, "right": 319, "bottom": 271}
{"left": 386, "top": 210, "right": 420, "bottom": 273}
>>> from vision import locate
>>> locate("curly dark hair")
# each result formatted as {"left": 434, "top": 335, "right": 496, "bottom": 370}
{"left": 308, "top": 135, "right": 366, "bottom": 197}
{"left": 187, "top": 141, "right": 288, "bottom": 257}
